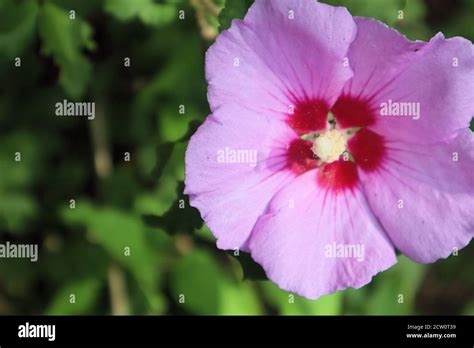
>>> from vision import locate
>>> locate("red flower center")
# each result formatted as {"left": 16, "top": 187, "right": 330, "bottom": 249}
{"left": 287, "top": 100, "right": 329, "bottom": 135}
{"left": 286, "top": 96, "right": 385, "bottom": 192}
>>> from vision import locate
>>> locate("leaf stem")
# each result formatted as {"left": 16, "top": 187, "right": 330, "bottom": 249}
{"left": 190, "top": 0, "right": 218, "bottom": 41}
{"left": 89, "top": 102, "right": 130, "bottom": 315}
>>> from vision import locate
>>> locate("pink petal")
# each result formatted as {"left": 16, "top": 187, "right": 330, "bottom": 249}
{"left": 188, "top": 0, "right": 360, "bottom": 251}
{"left": 185, "top": 103, "right": 297, "bottom": 251}
{"left": 360, "top": 129, "right": 474, "bottom": 263}
{"left": 248, "top": 170, "right": 397, "bottom": 300}
{"left": 342, "top": 17, "right": 474, "bottom": 143}
{"left": 206, "top": 0, "right": 356, "bottom": 114}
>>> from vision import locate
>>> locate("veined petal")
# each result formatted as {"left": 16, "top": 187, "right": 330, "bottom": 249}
{"left": 340, "top": 17, "right": 474, "bottom": 143}
{"left": 206, "top": 0, "right": 357, "bottom": 116}
{"left": 360, "top": 129, "right": 474, "bottom": 263}
{"left": 185, "top": 103, "right": 297, "bottom": 251}
{"left": 248, "top": 170, "right": 397, "bottom": 300}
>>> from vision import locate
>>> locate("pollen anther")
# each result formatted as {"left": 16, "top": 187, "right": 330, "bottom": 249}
{"left": 311, "top": 129, "right": 348, "bottom": 163}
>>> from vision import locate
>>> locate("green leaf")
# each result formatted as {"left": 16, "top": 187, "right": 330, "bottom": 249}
{"left": 133, "top": 31, "right": 205, "bottom": 105}
{"left": 322, "top": 0, "right": 428, "bottom": 39}
{"left": 0, "top": 132, "right": 42, "bottom": 190}
{"left": 135, "top": 142, "right": 186, "bottom": 217}
{"left": 219, "top": 280, "right": 261, "bottom": 315}
{"left": 130, "top": 31, "right": 205, "bottom": 141}
{"left": 0, "top": 132, "right": 43, "bottom": 233}
{"left": 194, "top": 225, "right": 215, "bottom": 243}
{"left": 171, "top": 249, "right": 262, "bottom": 314}
{"left": 158, "top": 104, "right": 201, "bottom": 143}
{"left": 143, "top": 183, "right": 202, "bottom": 235}
{"left": 104, "top": 0, "right": 176, "bottom": 27}
{"left": 38, "top": 3, "right": 95, "bottom": 98}
{"left": 0, "top": 192, "right": 37, "bottom": 233}
{"left": 171, "top": 250, "right": 220, "bottom": 314}
{"left": 218, "top": 0, "right": 253, "bottom": 32}
{"left": 323, "top": 0, "right": 402, "bottom": 24}
{"left": 61, "top": 201, "right": 157, "bottom": 291}
{"left": 227, "top": 251, "right": 267, "bottom": 281}
{"left": 463, "top": 302, "right": 474, "bottom": 315}
{"left": 0, "top": 0, "right": 38, "bottom": 59}
{"left": 261, "top": 281, "right": 342, "bottom": 315}
{"left": 41, "top": 239, "right": 109, "bottom": 284}
{"left": 45, "top": 277, "right": 102, "bottom": 315}
{"left": 365, "top": 256, "right": 425, "bottom": 314}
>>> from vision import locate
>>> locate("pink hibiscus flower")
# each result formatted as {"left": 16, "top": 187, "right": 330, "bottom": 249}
{"left": 185, "top": 0, "right": 474, "bottom": 299}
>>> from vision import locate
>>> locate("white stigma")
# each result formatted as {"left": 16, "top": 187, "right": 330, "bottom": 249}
{"left": 312, "top": 129, "right": 348, "bottom": 163}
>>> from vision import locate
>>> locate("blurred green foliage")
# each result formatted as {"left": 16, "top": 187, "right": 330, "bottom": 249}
{"left": 0, "top": 0, "right": 473, "bottom": 316}
{"left": 218, "top": 0, "right": 253, "bottom": 31}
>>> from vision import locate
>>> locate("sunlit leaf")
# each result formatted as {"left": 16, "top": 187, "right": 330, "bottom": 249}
{"left": 365, "top": 256, "right": 425, "bottom": 314}
{"left": 104, "top": 0, "right": 176, "bottom": 27}
{"left": 45, "top": 277, "right": 102, "bottom": 315}
{"left": 262, "top": 282, "right": 342, "bottom": 315}
{"left": 38, "top": 3, "right": 95, "bottom": 98}
{"left": 171, "top": 249, "right": 262, "bottom": 314}
{"left": 61, "top": 201, "right": 157, "bottom": 291}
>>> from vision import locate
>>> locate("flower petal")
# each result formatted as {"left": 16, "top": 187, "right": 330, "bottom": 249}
{"left": 248, "top": 170, "right": 397, "bottom": 300}
{"left": 342, "top": 17, "right": 474, "bottom": 143}
{"left": 360, "top": 129, "right": 474, "bottom": 263}
{"left": 206, "top": 0, "right": 356, "bottom": 114}
{"left": 185, "top": 103, "right": 297, "bottom": 251}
